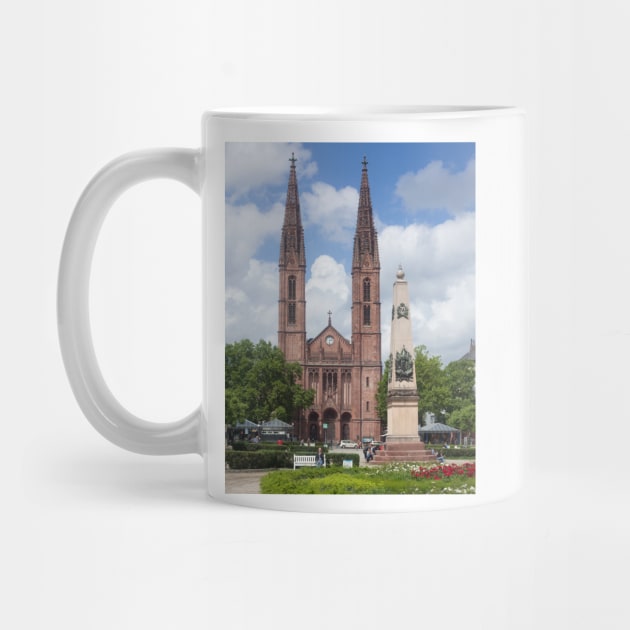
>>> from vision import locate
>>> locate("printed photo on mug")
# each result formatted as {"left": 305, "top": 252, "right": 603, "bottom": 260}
{"left": 60, "top": 107, "right": 525, "bottom": 512}
{"left": 224, "top": 142, "right": 476, "bottom": 496}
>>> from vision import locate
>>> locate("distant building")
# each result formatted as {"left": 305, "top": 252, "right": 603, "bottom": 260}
{"left": 459, "top": 339, "right": 476, "bottom": 362}
{"left": 278, "top": 156, "right": 382, "bottom": 443}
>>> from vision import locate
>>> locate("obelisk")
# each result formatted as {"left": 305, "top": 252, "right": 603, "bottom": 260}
{"left": 374, "top": 265, "right": 433, "bottom": 462}
{"left": 387, "top": 265, "right": 420, "bottom": 441}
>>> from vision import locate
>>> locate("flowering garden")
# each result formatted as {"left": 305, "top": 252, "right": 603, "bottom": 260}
{"left": 259, "top": 461, "right": 476, "bottom": 494}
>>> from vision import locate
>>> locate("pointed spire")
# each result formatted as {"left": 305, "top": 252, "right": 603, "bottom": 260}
{"left": 353, "top": 156, "right": 380, "bottom": 269}
{"left": 279, "top": 153, "right": 306, "bottom": 266}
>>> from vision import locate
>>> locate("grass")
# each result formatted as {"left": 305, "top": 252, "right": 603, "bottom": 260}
{"left": 259, "top": 462, "right": 476, "bottom": 495}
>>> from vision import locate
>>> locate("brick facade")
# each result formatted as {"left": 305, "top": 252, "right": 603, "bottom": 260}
{"left": 278, "top": 155, "right": 382, "bottom": 443}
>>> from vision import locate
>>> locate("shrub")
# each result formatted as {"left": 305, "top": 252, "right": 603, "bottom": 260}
{"left": 229, "top": 441, "right": 327, "bottom": 453}
{"left": 260, "top": 463, "right": 476, "bottom": 494}
{"left": 439, "top": 447, "right": 475, "bottom": 459}
{"left": 226, "top": 450, "right": 293, "bottom": 469}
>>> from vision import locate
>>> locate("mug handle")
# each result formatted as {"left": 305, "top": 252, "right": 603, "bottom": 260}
{"left": 58, "top": 149, "right": 203, "bottom": 455}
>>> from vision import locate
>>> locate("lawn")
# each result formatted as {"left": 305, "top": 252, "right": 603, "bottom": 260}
{"left": 260, "top": 462, "right": 476, "bottom": 495}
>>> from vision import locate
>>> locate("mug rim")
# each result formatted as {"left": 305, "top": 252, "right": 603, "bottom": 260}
{"left": 205, "top": 105, "right": 523, "bottom": 121}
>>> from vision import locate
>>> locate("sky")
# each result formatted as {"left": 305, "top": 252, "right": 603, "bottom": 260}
{"left": 225, "top": 142, "right": 475, "bottom": 366}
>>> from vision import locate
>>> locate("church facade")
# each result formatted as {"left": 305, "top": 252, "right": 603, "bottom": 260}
{"left": 278, "top": 155, "right": 382, "bottom": 444}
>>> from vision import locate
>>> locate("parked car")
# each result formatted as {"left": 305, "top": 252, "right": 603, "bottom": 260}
{"left": 338, "top": 440, "right": 358, "bottom": 449}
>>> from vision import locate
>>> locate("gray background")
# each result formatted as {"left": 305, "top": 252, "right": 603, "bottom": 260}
{"left": 1, "top": 1, "right": 627, "bottom": 628}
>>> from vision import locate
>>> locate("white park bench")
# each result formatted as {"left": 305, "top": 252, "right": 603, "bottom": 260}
{"left": 293, "top": 454, "right": 326, "bottom": 469}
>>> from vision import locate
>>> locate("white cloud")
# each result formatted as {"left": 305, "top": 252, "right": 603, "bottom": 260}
{"left": 226, "top": 258, "right": 278, "bottom": 344}
{"left": 225, "top": 200, "right": 282, "bottom": 344}
{"left": 224, "top": 147, "right": 476, "bottom": 365}
{"left": 226, "top": 143, "right": 316, "bottom": 200}
{"left": 379, "top": 213, "right": 475, "bottom": 364}
{"left": 301, "top": 182, "right": 358, "bottom": 243}
{"left": 225, "top": 208, "right": 475, "bottom": 363}
{"left": 395, "top": 159, "right": 475, "bottom": 216}
{"left": 305, "top": 255, "right": 351, "bottom": 337}
{"left": 225, "top": 201, "right": 283, "bottom": 282}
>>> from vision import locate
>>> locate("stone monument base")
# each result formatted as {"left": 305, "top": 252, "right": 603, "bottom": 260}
{"left": 371, "top": 440, "right": 436, "bottom": 464}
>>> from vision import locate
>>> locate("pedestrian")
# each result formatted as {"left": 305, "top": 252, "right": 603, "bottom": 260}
{"left": 315, "top": 447, "right": 325, "bottom": 467}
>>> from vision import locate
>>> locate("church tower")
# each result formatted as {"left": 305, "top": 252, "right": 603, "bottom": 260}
{"left": 277, "top": 154, "right": 382, "bottom": 444}
{"left": 277, "top": 154, "right": 307, "bottom": 364}
{"left": 351, "top": 157, "right": 382, "bottom": 437}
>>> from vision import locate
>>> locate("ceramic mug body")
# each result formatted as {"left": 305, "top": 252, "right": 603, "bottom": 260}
{"left": 59, "top": 107, "right": 527, "bottom": 512}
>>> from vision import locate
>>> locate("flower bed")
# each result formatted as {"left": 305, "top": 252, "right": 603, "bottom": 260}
{"left": 411, "top": 462, "right": 475, "bottom": 480}
{"left": 260, "top": 462, "right": 475, "bottom": 494}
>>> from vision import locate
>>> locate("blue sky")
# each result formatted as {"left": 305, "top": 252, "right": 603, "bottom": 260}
{"left": 225, "top": 142, "right": 475, "bottom": 365}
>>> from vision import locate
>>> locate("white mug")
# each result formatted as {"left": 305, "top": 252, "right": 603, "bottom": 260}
{"left": 59, "top": 107, "right": 527, "bottom": 512}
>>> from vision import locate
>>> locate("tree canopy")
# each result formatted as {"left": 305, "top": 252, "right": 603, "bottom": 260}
{"left": 376, "top": 344, "right": 476, "bottom": 435}
{"left": 225, "top": 339, "right": 314, "bottom": 426}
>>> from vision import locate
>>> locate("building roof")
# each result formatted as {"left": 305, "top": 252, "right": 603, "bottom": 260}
{"left": 418, "top": 422, "right": 460, "bottom": 433}
{"left": 234, "top": 419, "right": 260, "bottom": 429}
{"left": 261, "top": 418, "right": 293, "bottom": 429}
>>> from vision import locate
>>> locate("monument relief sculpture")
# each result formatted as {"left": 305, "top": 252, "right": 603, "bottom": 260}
{"left": 395, "top": 346, "right": 414, "bottom": 382}
{"left": 396, "top": 302, "right": 409, "bottom": 319}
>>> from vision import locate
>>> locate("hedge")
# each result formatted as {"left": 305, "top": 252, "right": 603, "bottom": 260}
{"left": 230, "top": 441, "right": 327, "bottom": 453}
{"left": 231, "top": 441, "right": 291, "bottom": 452}
{"left": 226, "top": 449, "right": 360, "bottom": 470}
{"left": 225, "top": 448, "right": 470, "bottom": 470}
{"left": 226, "top": 450, "right": 294, "bottom": 469}
{"left": 433, "top": 447, "right": 475, "bottom": 459}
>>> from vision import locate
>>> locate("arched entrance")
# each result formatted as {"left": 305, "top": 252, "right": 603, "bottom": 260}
{"left": 323, "top": 408, "right": 338, "bottom": 444}
{"left": 341, "top": 412, "right": 352, "bottom": 441}
{"left": 308, "top": 411, "right": 319, "bottom": 442}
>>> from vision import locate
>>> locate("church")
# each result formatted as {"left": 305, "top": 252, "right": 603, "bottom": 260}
{"left": 278, "top": 155, "right": 382, "bottom": 444}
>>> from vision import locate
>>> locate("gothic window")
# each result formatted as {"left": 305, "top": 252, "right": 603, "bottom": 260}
{"left": 288, "top": 275, "right": 296, "bottom": 300}
{"left": 309, "top": 370, "right": 319, "bottom": 403}
{"left": 342, "top": 371, "right": 351, "bottom": 407}
{"left": 288, "top": 302, "right": 296, "bottom": 324}
{"left": 363, "top": 278, "right": 371, "bottom": 302}
{"left": 324, "top": 370, "right": 338, "bottom": 401}
{"left": 363, "top": 305, "right": 371, "bottom": 326}
{"left": 366, "top": 401, "right": 370, "bottom": 412}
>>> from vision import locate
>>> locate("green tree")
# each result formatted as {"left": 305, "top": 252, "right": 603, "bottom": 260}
{"left": 442, "top": 357, "right": 475, "bottom": 434}
{"left": 376, "top": 357, "right": 391, "bottom": 433}
{"left": 448, "top": 402, "right": 475, "bottom": 434}
{"left": 225, "top": 339, "right": 314, "bottom": 425}
{"left": 443, "top": 358, "right": 475, "bottom": 413}
{"left": 415, "top": 345, "right": 451, "bottom": 424}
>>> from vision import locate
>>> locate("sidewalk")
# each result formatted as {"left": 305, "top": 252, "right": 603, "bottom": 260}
{"left": 225, "top": 470, "right": 268, "bottom": 494}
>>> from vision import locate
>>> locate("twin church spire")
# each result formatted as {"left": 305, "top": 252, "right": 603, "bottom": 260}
{"left": 279, "top": 153, "right": 380, "bottom": 276}
{"left": 353, "top": 156, "right": 380, "bottom": 270}
{"left": 279, "top": 153, "right": 306, "bottom": 268}
{"left": 277, "top": 151, "right": 382, "bottom": 443}
{"left": 278, "top": 152, "right": 381, "bottom": 364}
